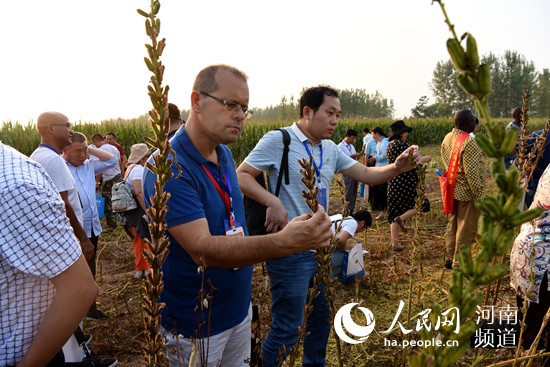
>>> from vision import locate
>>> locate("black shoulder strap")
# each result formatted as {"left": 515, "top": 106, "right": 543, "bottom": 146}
{"left": 274, "top": 128, "right": 291, "bottom": 197}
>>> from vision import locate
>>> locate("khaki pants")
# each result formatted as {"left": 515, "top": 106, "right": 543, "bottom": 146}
{"left": 445, "top": 199, "right": 481, "bottom": 266}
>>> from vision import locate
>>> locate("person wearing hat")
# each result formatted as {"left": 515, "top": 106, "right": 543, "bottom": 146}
{"left": 365, "top": 127, "right": 390, "bottom": 220}
{"left": 125, "top": 143, "right": 152, "bottom": 279}
{"left": 387, "top": 120, "right": 431, "bottom": 251}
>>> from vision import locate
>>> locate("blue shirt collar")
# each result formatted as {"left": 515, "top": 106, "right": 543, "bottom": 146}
{"left": 172, "top": 128, "right": 230, "bottom": 168}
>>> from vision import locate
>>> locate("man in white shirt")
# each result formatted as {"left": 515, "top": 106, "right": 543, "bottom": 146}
{"left": 91, "top": 133, "right": 122, "bottom": 229}
{"left": 64, "top": 132, "right": 118, "bottom": 321}
{"left": 30, "top": 112, "right": 94, "bottom": 261}
{"left": 30, "top": 113, "right": 118, "bottom": 366}
{"left": 338, "top": 129, "right": 364, "bottom": 215}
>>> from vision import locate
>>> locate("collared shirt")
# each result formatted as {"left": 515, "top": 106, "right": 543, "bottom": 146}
{"left": 365, "top": 137, "right": 390, "bottom": 167}
{"left": 97, "top": 143, "right": 121, "bottom": 181}
{"left": 244, "top": 122, "right": 356, "bottom": 219}
{"left": 142, "top": 128, "right": 252, "bottom": 338}
{"left": 362, "top": 133, "right": 373, "bottom": 149}
{"left": 66, "top": 156, "right": 118, "bottom": 237}
{"left": 338, "top": 140, "right": 357, "bottom": 158}
{"left": 440, "top": 128, "right": 485, "bottom": 201}
{"left": 507, "top": 119, "right": 522, "bottom": 130}
{"left": 1, "top": 144, "right": 81, "bottom": 366}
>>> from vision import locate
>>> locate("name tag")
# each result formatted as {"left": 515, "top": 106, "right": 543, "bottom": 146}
{"left": 226, "top": 226, "right": 244, "bottom": 236}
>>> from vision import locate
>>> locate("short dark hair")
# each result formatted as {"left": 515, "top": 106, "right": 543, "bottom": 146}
{"left": 193, "top": 64, "right": 248, "bottom": 94}
{"left": 91, "top": 133, "right": 104, "bottom": 142}
{"left": 454, "top": 109, "right": 477, "bottom": 133}
{"left": 168, "top": 103, "right": 181, "bottom": 122}
{"left": 70, "top": 132, "right": 87, "bottom": 143}
{"left": 362, "top": 128, "right": 370, "bottom": 134}
{"left": 352, "top": 210, "right": 372, "bottom": 228}
{"left": 512, "top": 107, "right": 523, "bottom": 120}
{"left": 105, "top": 132, "right": 116, "bottom": 139}
{"left": 298, "top": 86, "right": 338, "bottom": 118}
{"left": 345, "top": 129, "right": 358, "bottom": 137}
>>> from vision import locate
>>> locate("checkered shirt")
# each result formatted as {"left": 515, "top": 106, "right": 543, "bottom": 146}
{"left": 440, "top": 129, "right": 485, "bottom": 201}
{"left": 0, "top": 143, "right": 81, "bottom": 366}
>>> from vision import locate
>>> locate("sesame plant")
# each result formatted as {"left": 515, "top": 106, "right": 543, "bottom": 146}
{"left": 286, "top": 157, "right": 348, "bottom": 367}
{"left": 405, "top": 2, "right": 544, "bottom": 366}
{"left": 136, "top": 1, "right": 180, "bottom": 365}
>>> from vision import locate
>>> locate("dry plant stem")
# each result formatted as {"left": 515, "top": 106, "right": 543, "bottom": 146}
{"left": 483, "top": 256, "right": 499, "bottom": 305}
{"left": 487, "top": 352, "right": 550, "bottom": 367}
{"left": 526, "top": 307, "right": 550, "bottom": 367}
{"left": 137, "top": 1, "right": 181, "bottom": 365}
{"left": 518, "top": 90, "right": 533, "bottom": 187}
{"left": 407, "top": 162, "right": 427, "bottom": 330}
{"left": 523, "top": 120, "right": 550, "bottom": 191}
{"left": 290, "top": 157, "right": 345, "bottom": 367}
{"left": 491, "top": 254, "right": 508, "bottom": 306}
{"left": 514, "top": 222, "right": 538, "bottom": 367}
{"left": 193, "top": 258, "right": 214, "bottom": 367}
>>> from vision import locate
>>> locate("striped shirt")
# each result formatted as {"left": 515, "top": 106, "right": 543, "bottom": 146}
{"left": 244, "top": 123, "right": 356, "bottom": 219}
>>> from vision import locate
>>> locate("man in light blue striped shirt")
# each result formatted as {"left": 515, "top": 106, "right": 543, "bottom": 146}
{"left": 238, "top": 86, "right": 426, "bottom": 367}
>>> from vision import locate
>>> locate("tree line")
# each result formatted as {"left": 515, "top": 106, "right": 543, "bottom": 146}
{"left": 251, "top": 88, "right": 395, "bottom": 121}
{"left": 412, "top": 50, "right": 550, "bottom": 118}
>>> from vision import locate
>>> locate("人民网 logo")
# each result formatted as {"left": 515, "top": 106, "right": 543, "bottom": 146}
{"left": 334, "top": 302, "right": 376, "bottom": 344}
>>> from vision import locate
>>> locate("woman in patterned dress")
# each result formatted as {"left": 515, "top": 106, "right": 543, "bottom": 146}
{"left": 387, "top": 120, "right": 430, "bottom": 251}
{"left": 510, "top": 164, "right": 550, "bottom": 351}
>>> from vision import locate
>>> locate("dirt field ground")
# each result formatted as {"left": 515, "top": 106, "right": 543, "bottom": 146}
{"left": 87, "top": 145, "right": 527, "bottom": 366}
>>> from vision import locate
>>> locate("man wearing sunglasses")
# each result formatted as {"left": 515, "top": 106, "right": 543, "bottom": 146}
{"left": 143, "top": 64, "right": 333, "bottom": 366}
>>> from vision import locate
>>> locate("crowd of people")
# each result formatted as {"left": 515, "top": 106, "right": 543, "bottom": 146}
{"left": 1, "top": 62, "right": 549, "bottom": 367}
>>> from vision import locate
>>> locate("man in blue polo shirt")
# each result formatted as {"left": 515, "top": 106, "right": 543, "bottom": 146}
{"left": 237, "top": 86, "right": 428, "bottom": 367}
{"left": 142, "top": 64, "right": 332, "bottom": 367}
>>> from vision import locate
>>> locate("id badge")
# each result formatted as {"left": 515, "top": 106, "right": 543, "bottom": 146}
{"left": 226, "top": 226, "right": 244, "bottom": 236}
{"left": 224, "top": 219, "right": 244, "bottom": 236}
{"left": 317, "top": 187, "right": 328, "bottom": 209}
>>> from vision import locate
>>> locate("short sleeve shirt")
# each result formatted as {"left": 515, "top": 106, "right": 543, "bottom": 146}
{"left": 30, "top": 146, "right": 84, "bottom": 225}
{"left": 142, "top": 129, "right": 252, "bottom": 338}
{"left": 330, "top": 214, "right": 358, "bottom": 237}
{"left": 1, "top": 144, "right": 81, "bottom": 365}
{"left": 126, "top": 164, "right": 144, "bottom": 193}
{"left": 243, "top": 123, "right": 356, "bottom": 219}
{"left": 98, "top": 143, "right": 121, "bottom": 181}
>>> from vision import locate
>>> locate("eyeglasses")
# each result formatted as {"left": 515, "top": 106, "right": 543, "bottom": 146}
{"left": 200, "top": 92, "right": 252, "bottom": 117}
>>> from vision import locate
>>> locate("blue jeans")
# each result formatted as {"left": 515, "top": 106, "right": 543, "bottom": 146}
{"left": 331, "top": 249, "right": 345, "bottom": 280}
{"left": 262, "top": 251, "right": 330, "bottom": 367}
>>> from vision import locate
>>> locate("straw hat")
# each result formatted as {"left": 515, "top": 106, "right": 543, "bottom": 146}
{"left": 128, "top": 143, "right": 150, "bottom": 164}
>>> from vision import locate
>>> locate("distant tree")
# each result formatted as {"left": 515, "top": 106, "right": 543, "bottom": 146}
{"left": 411, "top": 96, "right": 429, "bottom": 118}
{"left": 250, "top": 88, "right": 394, "bottom": 120}
{"left": 431, "top": 51, "right": 542, "bottom": 118}
{"left": 430, "top": 60, "right": 472, "bottom": 113}
{"left": 338, "top": 88, "right": 394, "bottom": 118}
{"left": 483, "top": 51, "right": 537, "bottom": 117}
{"left": 533, "top": 68, "right": 550, "bottom": 117}
{"left": 411, "top": 96, "right": 453, "bottom": 118}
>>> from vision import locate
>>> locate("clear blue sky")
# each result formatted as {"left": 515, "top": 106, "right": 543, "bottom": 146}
{"left": 1, "top": 0, "right": 548, "bottom": 124}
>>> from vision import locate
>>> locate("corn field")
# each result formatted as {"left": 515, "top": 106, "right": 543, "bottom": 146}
{"left": 2, "top": 118, "right": 548, "bottom": 162}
